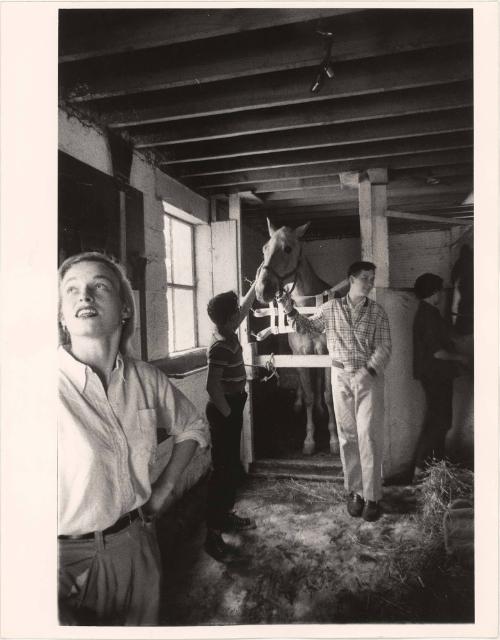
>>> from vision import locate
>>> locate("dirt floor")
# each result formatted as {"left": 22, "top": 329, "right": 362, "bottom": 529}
{"left": 158, "top": 473, "right": 474, "bottom": 626}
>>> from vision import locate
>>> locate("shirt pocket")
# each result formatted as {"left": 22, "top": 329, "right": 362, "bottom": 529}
{"left": 136, "top": 408, "right": 158, "bottom": 465}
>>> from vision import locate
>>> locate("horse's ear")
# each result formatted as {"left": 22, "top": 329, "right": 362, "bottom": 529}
{"left": 267, "top": 218, "right": 277, "bottom": 236}
{"left": 295, "top": 222, "right": 310, "bottom": 238}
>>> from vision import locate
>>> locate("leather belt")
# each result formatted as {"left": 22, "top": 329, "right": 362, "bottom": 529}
{"left": 58, "top": 508, "right": 141, "bottom": 541}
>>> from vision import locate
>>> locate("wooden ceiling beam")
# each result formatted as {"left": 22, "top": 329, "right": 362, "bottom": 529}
{"left": 260, "top": 183, "right": 472, "bottom": 206}
{"left": 63, "top": 11, "right": 472, "bottom": 102}
{"left": 59, "top": 9, "right": 359, "bottom": 62}
{"left": 390, "top": 163, "right": 473, "bottom": 181}
{"left": 160, "top": 108, "right": 472, "bottom": 164}
{"left": 245, "top": 202, "right": 473, "bottom": 224}
{"left": 132, "top": 82, "right": 472, "bottom": 147}
{"left": 199, "top": 163, "right": 472, "bottom": 197}
{"left": 190, "top": 150, "right": 473, "bottom": 189}
{"left": 394, "top": 202, "right": 474, "bottom": 215}
{"left": 99, "top": 44, "right": 472, "bottom": 128}
{"left": 175, "top": 131, "right": 473, "bottom": 177}
{"left": 386, "top": 210, "right": 472, "bottom": 226}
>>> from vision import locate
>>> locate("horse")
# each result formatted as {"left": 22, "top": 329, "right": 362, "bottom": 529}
{"left": 254, "top": 219, "right": 340, "bottom": 455}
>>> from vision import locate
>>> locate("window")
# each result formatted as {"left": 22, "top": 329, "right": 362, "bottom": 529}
{"left": 163, "top": 213, "right": 197, "bottom": 353}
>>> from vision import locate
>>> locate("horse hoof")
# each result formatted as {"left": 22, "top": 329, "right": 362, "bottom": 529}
{"left": 329, "top": 440, "right": 340, "bottom": 455}
{"left": 303, "top": 442, "right": 315, "bottom": 455}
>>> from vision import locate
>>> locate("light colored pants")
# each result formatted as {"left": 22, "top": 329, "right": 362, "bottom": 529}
{"left": 331, "top": 367, "right": 385, "bottom": 502}
{"left": 58, "top": 518, "right": 161, "bottom": 625}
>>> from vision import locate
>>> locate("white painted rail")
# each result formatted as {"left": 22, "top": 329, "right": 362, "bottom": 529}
{"left": 253, "top": 354, "right": 332, "bottom": 368}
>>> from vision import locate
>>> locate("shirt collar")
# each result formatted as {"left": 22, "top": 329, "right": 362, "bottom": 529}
{"left": 58, "top": 346, "right": 125, "bottom": 392}
{"left": 213, "top": 330, "right": 236, "bottom": 343}
{"left": 344, "top": 294, "right": 368, "bottom": 309}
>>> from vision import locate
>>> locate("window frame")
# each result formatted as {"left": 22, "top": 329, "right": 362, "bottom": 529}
{"left": 164, "top": 212, "right": 199, "bottom": 355}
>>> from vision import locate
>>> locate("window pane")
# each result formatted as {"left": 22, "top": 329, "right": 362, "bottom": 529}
{"left": 164, "top": 216, "right": 173, "bottom": 283}
{"left": 166, "top": 287, "right": 174, "bottom": 353}
{"left": 171, "top": 218, "right": 193, "bottom": 285}
{"left": 173, "top": 288, "right": 195, "bottom": 351}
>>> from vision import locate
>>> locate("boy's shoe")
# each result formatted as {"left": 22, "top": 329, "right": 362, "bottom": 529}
{"left": 362, "top": 500, "right": 381, "bottom": 522}
{"left": 221, "top": 512, "right": 257, "bottom": 532}
{"left": 204, "top": 530, "right": 235, "bottom": 562}
{"left": 347, "top": 493, "right": 365, "bottom": 517}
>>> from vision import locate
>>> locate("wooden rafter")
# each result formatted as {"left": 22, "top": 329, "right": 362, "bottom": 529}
{"left": 176, "top": 132, "right": 473, "bottom": 178}
{"left": 386, "top": 210, "right": 473, "bottom": 226}
{"left": 62, "top": 10, "right": 472, "bottom": 103}
{"left": 98, "top": 44, "right": 472, "bottom": 128}
{"left": 158, "top": 109, "right": 472, "bottom": 164}
{"left": 58, "top": 8, "right": 474, "bottom": 239}
{"left": 59, "top": 8, "right": 359, "bottom": 62}
{"left": 131, "top": 82, "right": 472, "bottom": 147}
{"left": 190, "top": 151, "right": 473, "bottom": 190}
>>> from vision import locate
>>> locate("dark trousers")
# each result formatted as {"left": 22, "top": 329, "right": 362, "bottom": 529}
{"left": 415, "top": 377, "right": 453, "bottom": 468}
{"left": 206, "top": 392, "right": 247, "bottom": 530}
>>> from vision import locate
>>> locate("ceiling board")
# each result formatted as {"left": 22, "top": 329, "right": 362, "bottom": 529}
{"left": 58, "top": 8, "right": 474, "bottom": 239}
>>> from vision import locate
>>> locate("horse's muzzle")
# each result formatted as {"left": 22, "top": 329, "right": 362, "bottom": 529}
{"left": 255, "top": 270, "right": 278, "bottom": 303}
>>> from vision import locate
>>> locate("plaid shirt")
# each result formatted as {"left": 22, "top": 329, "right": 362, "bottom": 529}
{"left": 291, "top": 295, "right": 391, "bottom": 374}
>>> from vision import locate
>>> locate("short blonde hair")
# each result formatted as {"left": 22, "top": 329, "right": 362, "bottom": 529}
{"left": 58, "top": 252, "right": 136, "bottom": 355}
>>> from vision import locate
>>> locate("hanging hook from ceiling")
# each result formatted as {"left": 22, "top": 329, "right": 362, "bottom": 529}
{"left": 310, "top": 28, "right": 335, "bottom": 94}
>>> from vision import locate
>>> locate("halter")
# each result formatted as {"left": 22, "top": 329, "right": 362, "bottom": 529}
{"left": 258, "top": 247, "right": 302, "bottom": 297}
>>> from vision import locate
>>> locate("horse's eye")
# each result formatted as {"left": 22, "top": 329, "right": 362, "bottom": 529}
{"left": 284, "top": 246, "right": 292, "bottom": 254}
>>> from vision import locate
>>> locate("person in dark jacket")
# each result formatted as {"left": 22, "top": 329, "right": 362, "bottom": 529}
{"left": 412, "top": 273, "right": 468, "bottom": 481}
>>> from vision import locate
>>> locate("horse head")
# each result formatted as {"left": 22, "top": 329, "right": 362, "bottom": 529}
{"left": 255, "top": 218, "right": 310, "bottom": 303}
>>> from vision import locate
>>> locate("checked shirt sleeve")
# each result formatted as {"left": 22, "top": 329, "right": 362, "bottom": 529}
{"left": 366, "top": 307, "right": 392, "bottom": 374}
{"left": 289, "top": 305, "right": 326, "bottom": 336}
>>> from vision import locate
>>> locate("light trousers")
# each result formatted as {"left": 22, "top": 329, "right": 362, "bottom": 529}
{"left": 331, "top": 368, "right": 385, "bottom": 502}
{"left": 58, "top": 518, "right": 161, "bottom": 626}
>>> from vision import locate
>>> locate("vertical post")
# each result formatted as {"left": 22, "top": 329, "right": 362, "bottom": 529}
{"left": 119, "top": 190, "right": 127, "bottom": 264}
{"left": 358, "top": 168, "right": 389, "bottom": 289}
{"left": 359, "top": 169, "right": 390, "bottom": 480}
{"left": 209, "top": 195, "right": 219, "bottom": 224}
{"left": 228, "top": 193, "right": 254, "bottom": 470}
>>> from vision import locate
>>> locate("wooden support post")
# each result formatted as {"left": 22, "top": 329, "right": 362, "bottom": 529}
{"left": 228, "top": 193, "right": 255, "bottom": 470}
{"left": 358, "top": 168, "right": 389, "bottom": 288}
{"left": 119, "top": 190, "right": 127, "bottom": 264}
{"left": 209, "top": 195, "right": 218, "bottom": 223}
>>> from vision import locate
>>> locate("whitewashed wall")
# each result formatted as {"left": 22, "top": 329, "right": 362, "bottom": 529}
{"left": 242, "top": 228, "right": 474, "bottom": 474}
{"left": 59, "top": 108, "right": 212, "bottom": 415}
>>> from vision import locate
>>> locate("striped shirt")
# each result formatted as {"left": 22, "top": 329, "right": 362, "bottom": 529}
{"left": 207, "top": 331, "right": 246, "bottom": 393}
{"left": 290, "top": 295, "right": 391, "bottom": 374}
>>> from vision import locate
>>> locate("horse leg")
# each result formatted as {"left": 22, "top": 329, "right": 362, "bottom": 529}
{"left": 324, "top": 366, "right": 339, "bottom": 455}
{"left": 293, "top": 376, "right": 303, "bottom": 413}
{"left": 313, "top": 368, "right": 325, "bottom": 415}
{"left": 297, "top": 368, "right": 315, "bottom": 455}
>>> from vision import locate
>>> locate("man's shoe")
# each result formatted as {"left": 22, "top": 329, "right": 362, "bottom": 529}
{"left": 347, "top": 493, "right": 365, "bottom": 517}
{"left": 204, "top": 531, "right": 234, "bottom": 562}
{"left": 221, "top": 512, "right": 257, "bottom": 532}
{"left": 362, "top": 500, "right": 381, "bottom": 522}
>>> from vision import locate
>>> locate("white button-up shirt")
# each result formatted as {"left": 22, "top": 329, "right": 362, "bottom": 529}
{"left": 58, "top": 347, "right": 209, "bottom": 536}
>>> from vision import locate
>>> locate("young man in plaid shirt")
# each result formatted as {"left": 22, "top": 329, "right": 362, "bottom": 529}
{"left": 278, "top": 261, "right": 391, "bottom": 521}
